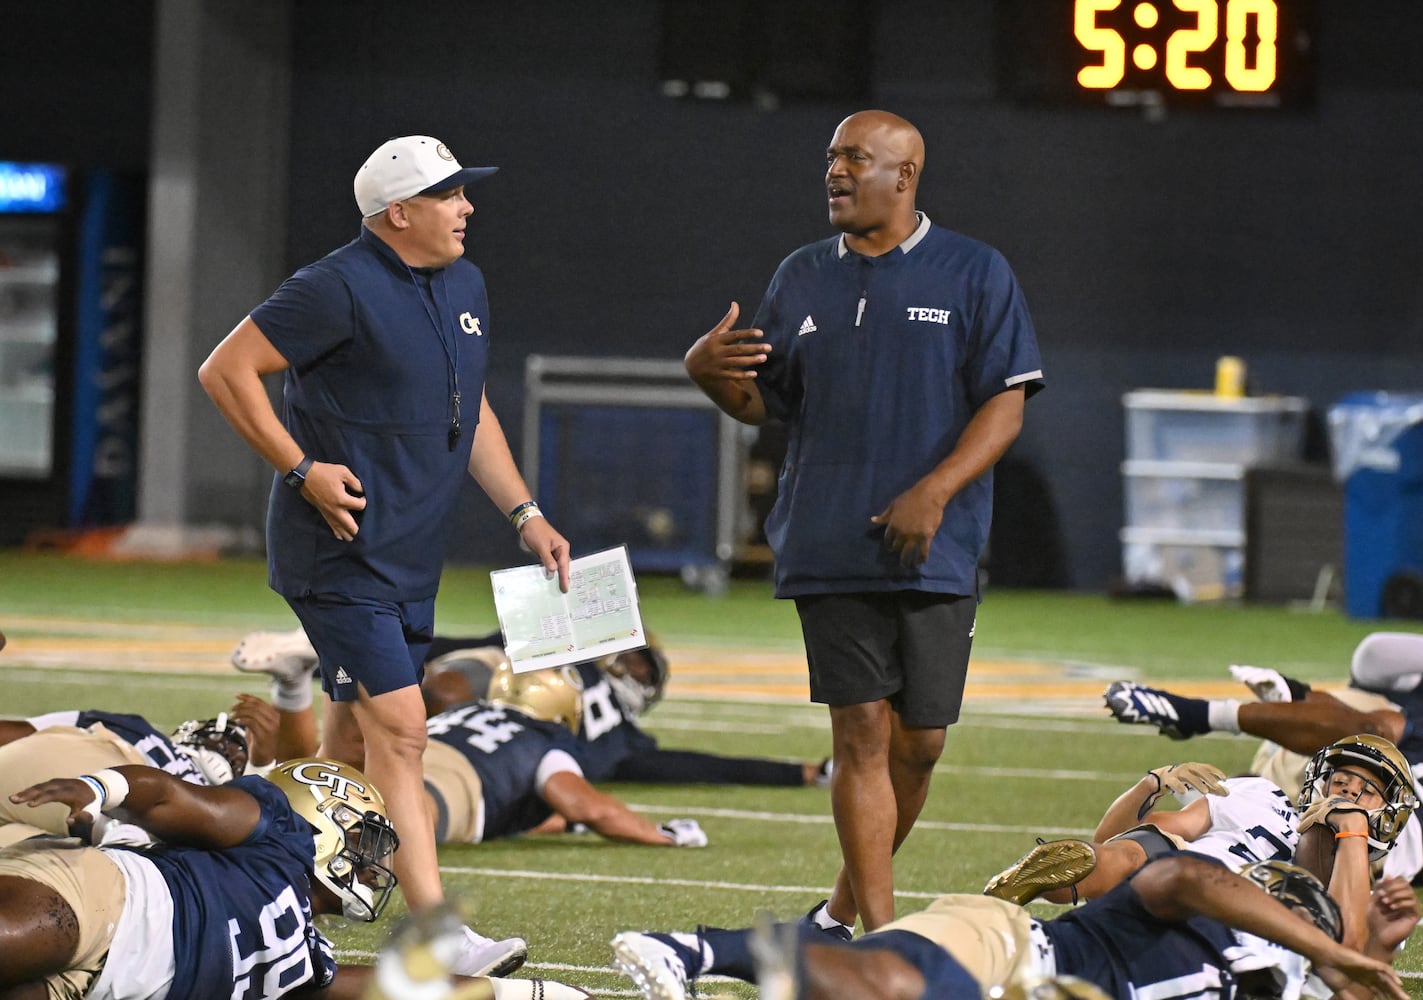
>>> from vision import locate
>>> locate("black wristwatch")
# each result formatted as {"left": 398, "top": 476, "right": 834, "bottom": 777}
{"left": 283, "top": 456, "right": 313, "bottom": 489}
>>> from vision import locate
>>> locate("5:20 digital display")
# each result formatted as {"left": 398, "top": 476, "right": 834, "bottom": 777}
{"left": 998, "top": 0, "right": 1316, "bottom": 110}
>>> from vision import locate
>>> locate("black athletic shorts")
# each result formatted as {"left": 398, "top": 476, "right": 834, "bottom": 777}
{"left": 793, "top": 591, "right": 975, "bottom": 727}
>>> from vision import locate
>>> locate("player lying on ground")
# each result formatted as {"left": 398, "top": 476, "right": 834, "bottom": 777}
{"left": 610, "top": 853, "right": 1412, "bottom": 1000}
{"left": 0, "top": 709, "right": 251, "bottom": 846}
{"left": 986, "top": 736, "right": 1414, "bottom": 957}
{"left": 243, "top": 660, "right": 709, "bottom": 848}
{"left": 1102, "top": 631, "right": 1423, "bottom": 794}
{"left": 984, "top": 761, "right": 1293, "bottom": 903}
{"left": 1106, "top": 657, "right": 1423, "bottom": 882}
{"left": 986, "top": 734, "right": 1415, "bottom": 909}
{"left": 0, "top": 757, "right": 591, "bottom": 1000}
{"left": 233, "top": 625, "right": 832, "bottom": 789}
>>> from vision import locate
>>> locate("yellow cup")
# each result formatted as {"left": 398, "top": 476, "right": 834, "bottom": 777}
{"left": 1215, "top": 356, "right": 1246, "bottom": 399}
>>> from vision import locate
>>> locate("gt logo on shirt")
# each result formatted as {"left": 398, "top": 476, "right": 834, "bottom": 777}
{"left": 460, "top": 312, "right": 482, "bottom": 335}
{"left": 906, "top": 307, "right": 951, "bottom": 324}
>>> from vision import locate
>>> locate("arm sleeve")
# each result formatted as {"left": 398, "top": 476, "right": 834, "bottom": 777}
{"left": 248, "top": 263, "right": 356, "bottom": 371}
{"left": 964, "top": 249, "right": 1044, "bottom": 407}
{"left": 26, "top": 710, "right": 82, "bottom": 730}
{"left": 612, "top": 748, "right": 805, "bottom": 786}
{"left": 534, "top": 749, "right": 585, "bottom": 794}
{"left": 750, "top": 264, "right": 800, "bottom": 422}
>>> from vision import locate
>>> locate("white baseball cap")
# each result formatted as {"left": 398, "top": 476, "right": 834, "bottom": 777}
{"left": 353, "top": 135, "right": 498, "bottom": 217}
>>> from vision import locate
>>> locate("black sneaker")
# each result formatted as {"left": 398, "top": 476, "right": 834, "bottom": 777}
{"left": 800, "top": 899, "right": 853, "bottom": 941}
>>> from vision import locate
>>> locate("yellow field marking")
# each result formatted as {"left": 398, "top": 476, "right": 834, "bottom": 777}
{"left": 0, "top": 614, "right": 1281, "bottom": 703}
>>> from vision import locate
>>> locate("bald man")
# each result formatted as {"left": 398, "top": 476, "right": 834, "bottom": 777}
{"left": 684, "top": 110, "right": 1045, "bottom": 933}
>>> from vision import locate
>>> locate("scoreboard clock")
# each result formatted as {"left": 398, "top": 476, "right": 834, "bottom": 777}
{"left": 998, "top": 0, "right": 1317, "bottom": 109}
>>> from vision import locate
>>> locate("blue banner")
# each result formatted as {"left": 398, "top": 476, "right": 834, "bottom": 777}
{"left": 69, "top": 170, "right": 144, "bottom": 526}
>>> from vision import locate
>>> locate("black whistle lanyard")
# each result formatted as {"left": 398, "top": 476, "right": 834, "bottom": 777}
{"left": 409, "top": 267, "right": 462, "bottom": 451}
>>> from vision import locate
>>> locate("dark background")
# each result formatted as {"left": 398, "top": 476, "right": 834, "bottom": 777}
{"left": 4, "top": 0, "right": 1421, "bottom": 590}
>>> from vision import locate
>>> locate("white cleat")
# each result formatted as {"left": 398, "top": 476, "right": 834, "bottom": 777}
{"left": 231, "top": 627, "right": 319, "bottom": 683}
{"left": 1229, "top": 664, "right": 1291, "bottom": 703}
{"left": 445, "top": 926, "right": 528, "bottom": 978}
{"left": 610, "top": 932, "right": 690, "bottom": 1000}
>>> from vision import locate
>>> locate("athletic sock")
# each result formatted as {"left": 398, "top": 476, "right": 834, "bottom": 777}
{"left": 1207, "top": 699, "right": 1241, "bottom": 733}
{"left": 272, "top": 676, "right": 313, "bottom": 712}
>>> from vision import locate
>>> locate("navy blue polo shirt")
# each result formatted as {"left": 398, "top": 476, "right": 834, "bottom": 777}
{"left": 754, "top": 214, "right": 1043, "bottom": 597}
{"left": 250, "top": 227, "right": 491, "bottom": 600}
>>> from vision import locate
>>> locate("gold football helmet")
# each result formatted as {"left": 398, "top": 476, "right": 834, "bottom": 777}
{"left": 171, "top": 712, "right": 249, "bottom": 784}
{"left": 1242, "top": 859, "right": 1343, "bottom": 942}
{"left": 1297, "top": 733, "right": 1417, "bottom": 861}
{"left": 487, "top": 661, "right": 584, "bottom": 732}
{"left": 268, "top": 757, "right": 399, "bottom": 922}
{"left": 596, "top": 634, "right": 669, "bottom": 716}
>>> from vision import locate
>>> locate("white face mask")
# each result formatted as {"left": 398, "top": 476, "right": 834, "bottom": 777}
{"left": 605, "top": 670, "right": 648, "bottom": 716}
{"left": 174, "top": 743, "right": 236, "bottom": 785}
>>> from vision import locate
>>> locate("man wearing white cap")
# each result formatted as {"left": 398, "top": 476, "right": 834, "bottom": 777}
{"left": 199, "top": 135, "right": 569, "bottom": 976}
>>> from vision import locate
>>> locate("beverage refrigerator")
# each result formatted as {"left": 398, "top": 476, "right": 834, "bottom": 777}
{"left": 0, "top": 163, "right": 144, "bottom": 545}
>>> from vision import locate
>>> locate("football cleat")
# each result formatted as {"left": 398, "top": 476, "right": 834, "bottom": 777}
{"left": 1229, "top": 664, "right": 1292, "bottom": 703}
{"left": 1103, "top": 681, "right": 1209, "bottom": 740}
{"left": 447, "top": 927, "right": 528, "bottom": 978}
{"left": 983, "top": 839, "right": 1097, "bottom": 905}
{"left": 610, "top": 931, "right": 694, "bottom": 1000}
{"left": 231, "top": 626, "right": 319, "bottom": 683}
{"left": 800, "top": 899, "right": 853, "bottom": 941}
{"left": 369, "top": 902, "right": 576, "bottom": 998}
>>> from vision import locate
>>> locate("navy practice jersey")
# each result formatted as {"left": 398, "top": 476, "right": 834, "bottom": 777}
{"left": 426, "top": 701, "right": 585, "bottom": 840}
{"left": 112, "top": 775, "right": 335, "bottom": 1000}
{"left": 1043, "top": 863, "right": 1306, "bottom": 999}
{"left": 71, "top": 709, "right": 210, "bottom": 784}
{"left": 252, "top": 227, "right": 492, "bottom": 601}
{"left": 570, "top": 661, "right": 657, "bottom": 781}
{"left": 752, "top": 216, "right": 1043, "bottom": 597}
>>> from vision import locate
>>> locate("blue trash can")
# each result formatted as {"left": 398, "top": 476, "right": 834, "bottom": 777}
{"left": 1328, "top": 392, "right": 1423, "bottom": 619}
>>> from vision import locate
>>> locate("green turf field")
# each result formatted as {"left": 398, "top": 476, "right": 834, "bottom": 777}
{"left": 2, "top": 550, "right": 1422, "bottom": 997}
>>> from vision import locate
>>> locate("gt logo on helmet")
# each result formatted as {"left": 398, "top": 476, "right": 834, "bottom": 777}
{"left": 290, "top": 761, "right": 370, "bottom": 802}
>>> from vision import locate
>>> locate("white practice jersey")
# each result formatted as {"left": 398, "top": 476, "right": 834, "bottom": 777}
{"left": 1189, "top": 776, "right": 1299, "bottom": 870}
{"left": 1381, "top": 777, "right": 1423, "bottom": 882}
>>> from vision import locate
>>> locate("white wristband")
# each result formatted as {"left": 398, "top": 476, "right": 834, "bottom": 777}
{"left": 512, "top": 508, "right": 545, "bottom": 533}
{"left": 91, "top": 768, "right": 130, "bottom": 811}
{"left": 75, "top": 774, "right": 106, "bottom": 819}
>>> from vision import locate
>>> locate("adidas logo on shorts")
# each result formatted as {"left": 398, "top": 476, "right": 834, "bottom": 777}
{"left": 334, "top": 666, "right": 353, "bottom": 685}
{"left": 798, "top": 315, "right": 817, "bottom": 336}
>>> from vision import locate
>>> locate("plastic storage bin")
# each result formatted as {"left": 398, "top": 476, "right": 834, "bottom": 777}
{"left": 1328, "top": 392, "right": 1423, "bottom": 619}
{"left": 1122, "top": 460, "right": 1245, "bottom": 533}
{"left": 1121, "top": 527, "right": 1245, "bottom": 601}
{"left": 1120, "top": 390, "right": 1308, "bottom": 602}
{"left": 1125, "top": 391, "right": 1307, "bottom": 464}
